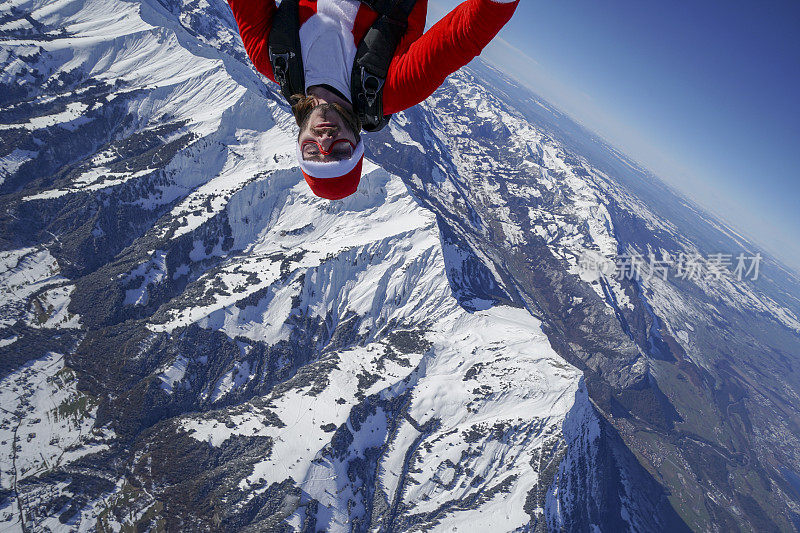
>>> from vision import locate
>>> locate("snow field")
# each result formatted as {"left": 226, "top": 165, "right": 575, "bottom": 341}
{"left": 0, "top": 247, "right": 80, "bottom": 329}
{"left": 393, "top": 307, "right": 580, "bottom": 527}
{"left": 0, "top": 353, "right": 112, "bottom": 527}
{"left": 172, "top": 158, "right": 581, "bottom": 529}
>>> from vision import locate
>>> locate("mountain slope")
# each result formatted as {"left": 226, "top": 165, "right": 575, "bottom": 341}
{"left": 378, "top": 61, "right": 800, "bottom": 531}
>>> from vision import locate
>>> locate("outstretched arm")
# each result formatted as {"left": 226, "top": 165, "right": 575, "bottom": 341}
{"left": 228, "top": 0, "right": 278, "bottom": 82}
{"left": 382, "top": 0, "right": 519, "bottom": 115}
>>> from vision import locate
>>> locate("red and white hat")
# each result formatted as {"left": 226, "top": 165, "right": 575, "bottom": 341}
{"left": 296, "top": 140, "right": 365, "bottom": 200}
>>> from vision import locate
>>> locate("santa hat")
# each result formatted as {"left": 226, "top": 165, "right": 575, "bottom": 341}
{"left": 296, "top": 140, "right": 365, "bottom": 200}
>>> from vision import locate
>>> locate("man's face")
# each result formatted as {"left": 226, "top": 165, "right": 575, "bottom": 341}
{"left": 298, "top": 103, "right": 359, "bottom": 163}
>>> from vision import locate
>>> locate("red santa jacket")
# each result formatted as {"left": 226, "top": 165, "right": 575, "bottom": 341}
{"left": 227, "top": 0, "right": 519, "bottom": 115}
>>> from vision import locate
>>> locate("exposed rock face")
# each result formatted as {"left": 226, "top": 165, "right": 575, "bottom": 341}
{"left": 2, "top": 0, "right": 800, "bottom": 531}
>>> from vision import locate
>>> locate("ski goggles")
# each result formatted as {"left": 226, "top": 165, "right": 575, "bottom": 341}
{"left": 300, "top": 138, "right": 356, "bottom": 162}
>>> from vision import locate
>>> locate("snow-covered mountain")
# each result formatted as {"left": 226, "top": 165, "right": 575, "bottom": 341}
{"left": 2, "top": 0, "right": 800, "bottom": 531}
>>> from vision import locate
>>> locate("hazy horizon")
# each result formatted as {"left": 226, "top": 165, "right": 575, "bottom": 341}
{"left": 429, "top": 0, "right": 800, "bottom": 276}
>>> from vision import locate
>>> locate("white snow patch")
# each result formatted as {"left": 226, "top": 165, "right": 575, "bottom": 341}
{"left": 124, "top": 250, "right": 168, "bottom": 306}
{"left": 0, "top": 148, "right": 38, "bottom": 182}
{"left": 0, "top": 102, "right": 90, "bottom": 131}
{"left": 0, "top": 353, "right": 112, "bottom": 503}
{"left": 158, "top": 355, "right": 190, "bottom": 394}
{"left": 0, "top": 247, "right": 76, "bottom": 328}
{"left": 0, "top": 336, "right": 19, "bottom": 348}
{"left": 26, "top": 284, "right": 82, "bottom": 329}
{"left": 209, "top": 360, "right": 253, "bottom": 403}
{"left": 388, "top": 116, "right": 425, "bottom": 153}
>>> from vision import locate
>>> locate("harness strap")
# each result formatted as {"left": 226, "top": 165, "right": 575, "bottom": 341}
{"left": 268, "top": 0, "right": 305, "bottom": 102}
{"left": 359, "top": 0, "right": 396, "bottom": 16}
{"left": 352, "top": 0, "right": 417, "bottom": 131}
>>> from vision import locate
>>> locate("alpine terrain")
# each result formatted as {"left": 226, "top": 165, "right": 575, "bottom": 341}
{"left": 1, "top": 0, "right": 800, "bottom": 531}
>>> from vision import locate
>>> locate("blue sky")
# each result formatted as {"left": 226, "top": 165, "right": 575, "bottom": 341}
{"left": 430, "top": 0, "right": 800, "bottom": 274}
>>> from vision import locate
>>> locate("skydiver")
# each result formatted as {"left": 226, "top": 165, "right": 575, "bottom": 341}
{"left": 228, "top": 0, "right": 519, "bottom": 199}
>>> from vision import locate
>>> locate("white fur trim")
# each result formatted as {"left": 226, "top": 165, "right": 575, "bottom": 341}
{"left": 297, "top": 139, "right": 364, "bottom": 179}
{"left": 300, "top": 1, "right": 359, "bottom": 97}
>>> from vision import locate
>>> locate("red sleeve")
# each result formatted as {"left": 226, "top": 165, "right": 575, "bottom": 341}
{"left": 397, "top": 0, "right": 429, "bottom": 51}
{"left": 228, "top": 0, "right": 278, "bottom": 82}
{"left": 383, "top": 0, "right": 519, "bottom": 115}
